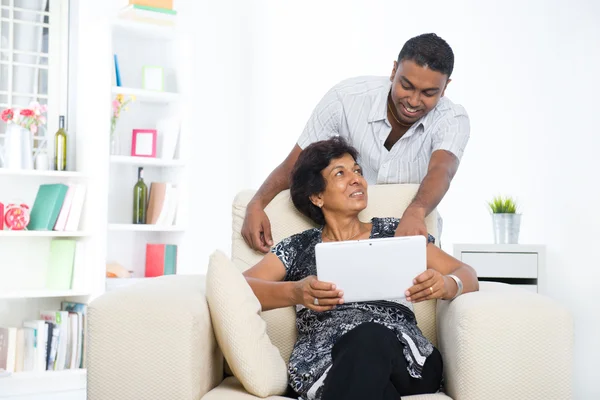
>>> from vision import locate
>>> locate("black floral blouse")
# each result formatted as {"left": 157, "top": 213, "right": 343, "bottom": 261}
{"left": 270, "top": 217, "right": 436, "bottom": 400}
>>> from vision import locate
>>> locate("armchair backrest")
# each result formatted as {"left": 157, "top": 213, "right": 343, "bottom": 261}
{"left": 231, "top": 184, "right": 439, "bottom": 363}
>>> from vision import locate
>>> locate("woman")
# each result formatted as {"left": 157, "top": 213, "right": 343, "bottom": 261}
{"left": 243, "top": 137, "right": 478, "bottom": 400}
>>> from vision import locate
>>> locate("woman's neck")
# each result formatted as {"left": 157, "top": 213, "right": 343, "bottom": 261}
{"left": 322, "top": 216, "right": 366, "bottom": 242}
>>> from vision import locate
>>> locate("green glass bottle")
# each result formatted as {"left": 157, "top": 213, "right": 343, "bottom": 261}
{"left": 133, "top": 167, "right": 148, "bottom": 224}
{"left": 54, "top": 115, "right": 67, "bottom": 171}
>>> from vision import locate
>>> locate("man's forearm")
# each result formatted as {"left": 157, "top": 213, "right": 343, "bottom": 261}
{"left": 249, "top": 144, "right": 302, "bottom": 209}
{"left": 406, "top": 166, "right": 452, "bottom": 217}
{"left": 250, "top": 163, "right": 292, "bottom": 208}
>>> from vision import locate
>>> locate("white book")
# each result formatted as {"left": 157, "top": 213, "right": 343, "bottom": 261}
{"left": 22, "top": 327, "right": 35, "bottom": 372}
{"left": 22, "top": 321, "right": 47, "bottom": 372}
{"left": 53, "top": 184, "right": 75, "bottom": 231}
{"left": 64, "top": 184, "right": 87, "bottom": 231}
{"left": 68, "top": 314, "right": 79, "bottom": 369}
{"left": 0, "top": 327, "right": 17, "bottom": 373}
{"left": 155, "top": 183, "right": 173, "bottom": 226}
{"left": 70, "top": 241, "right": 86, "bottom": 291}
{"left": 165, "top": 186, "right": 178, "bottom": 226}
{"left": 14, "top": 328, "right": 25, "bottom": 372}
{"left": 158, "top": 117, "right": 181, "bottom": 160}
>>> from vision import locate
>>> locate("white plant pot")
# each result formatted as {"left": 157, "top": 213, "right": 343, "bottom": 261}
{"left": 492, "top": 213, "right": 521, "bottom": 244}
{"left": 2, "top": 124, "right": 34, "bottom": 170}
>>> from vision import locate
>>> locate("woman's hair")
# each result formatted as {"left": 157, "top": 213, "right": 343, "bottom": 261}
{"left": 290, "top": 136, "right": 359, "bottom": 225}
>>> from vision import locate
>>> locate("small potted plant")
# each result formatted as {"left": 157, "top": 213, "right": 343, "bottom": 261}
{"left": 1, "top": 102, "right": 47, "bottom": 169}
{"left": 110, "top": 94, "right": 135, "bottom": 155}
{"left": 488, "top": 195, "right": 521, "bottom": 244}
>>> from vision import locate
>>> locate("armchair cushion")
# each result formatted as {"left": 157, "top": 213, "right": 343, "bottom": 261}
{"left": 206, "top": 250, "right": 288, "bottom": 397}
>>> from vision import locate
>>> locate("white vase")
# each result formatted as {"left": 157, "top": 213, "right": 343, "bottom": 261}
{"left": 2, "top": 124, "right": 34, "bottom": 170}
{"left": 492, "top": 213, "right": 522, "bottom": 244}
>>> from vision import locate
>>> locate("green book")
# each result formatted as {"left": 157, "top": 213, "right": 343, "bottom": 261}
{"left": 47, "top": 239, "right": 76, "bottom": 290}
{"left": 28, "top": 184, "right": 69, "bottom": 231}
{"left": 132, "top": 4, "right": 177, "bottom": 15}
{"left": 164, "top": 245, "right": 177, "bottom": 275}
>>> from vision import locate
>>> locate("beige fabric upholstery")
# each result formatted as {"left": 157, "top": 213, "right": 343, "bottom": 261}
{"left": 204, "top": 377, "right": 453, "bottom": 400}
{"left": 206, "top": 250, "right": 288, "bottom": 397}
{"left": 231, "top": 185, "right": 440, "bottom": 359}
{"left": 437, "top": 282, "right": 573, "bottom": 400}
{"left": 87, "top": 275, "right": 222, "bottom": 400}
{"left": 87, "top": 184, "right": 574, "bottom": 400}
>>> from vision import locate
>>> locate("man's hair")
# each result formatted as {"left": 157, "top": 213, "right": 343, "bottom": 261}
{"left": 290, "top": 136, "right": 359, "bottom": 226}
{"left": 398, "top": 33, "right": 454, "bottom": 78}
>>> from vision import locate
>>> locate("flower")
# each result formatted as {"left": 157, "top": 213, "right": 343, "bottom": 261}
{"left": 1, "top": 101, "right": 47, "bottom": 133}
{"left": 1, "top": 108, "right": 14, "bottom": 122}
{"left": 110, "top": 94, "right": 135, "bottom": 135}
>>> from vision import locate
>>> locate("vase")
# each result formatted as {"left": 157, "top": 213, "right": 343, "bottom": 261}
{"left": 110, "top": 131, "right": 120, "bottom": 155}
{"left": 1, "top": 124, "right": 34, "bottom": 169}
{"left": 492, "top": 213, "right": 521, "bottom": 244}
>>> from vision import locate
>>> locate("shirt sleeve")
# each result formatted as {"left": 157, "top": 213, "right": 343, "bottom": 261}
{"left": 297, "top": 85, "right": 344, "bottom": 149}
{"left": 431, "top": 112, "right": 470, "bottom": 161}
{"left": 270, "top": 236, "right": 298, "bottom": 279}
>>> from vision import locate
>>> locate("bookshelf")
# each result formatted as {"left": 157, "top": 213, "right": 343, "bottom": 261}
{"left": 0, "top": 2, "right": 189, "bottom": 399}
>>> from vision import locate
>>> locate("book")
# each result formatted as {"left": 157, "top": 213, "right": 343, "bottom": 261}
{"left": 0, "top": 202, "right": 3, "bottom": 230}
{"left": 14, "top": 329, "right": 24, "bottom": 372}
{"left": 46, "top": 239, "right": 76, "bottom": 290}
{"left": 61, "top": 302, "right": 87, "bottom": 368}
{"left": 21, "top": 327, "right": 35, "bottom": 372}
{"left": 157, "top": 117, "right": 180, "bottom": 160}
{"left": 129, "top": 0, "right": 173, "bottom": 9}
{"left": 146, "top": 182, "right": 166, "bottom": 224}
{"left": 43, "top": 321, "right": 55, "bottom": 370}
{"left": 155, "top": 183, "right": 177, "bottom": 226}
{"left": 27, "top": 184, "right": 69, "bottom": 230}
{"left": 22, "top": 321, "right": 47, "bottom": 372}
{"left": 53, "top": 184, "right": 75, "bottom": 231}
{"left": 114, "top": 54, "right": 122, "bottom": 87}
{"left": 119, "top": 4, "right": 176, "bottom": 26}
{"left": 64, "top": 184, "right": 86, "bottom": 231}
{"left": 128, "top": 4, "right": 176, "bottom": 15}
{"left": 70, "top": 241, "right": 86, "bottom": 291}
{"left": 40, "top": 311, "right": 69, "bottom": 370}
{"left": 0, "top": 327, "right": 17, "bottom": 373}
{"left": 145, "top": 244, "right": 177, "bottom": 277}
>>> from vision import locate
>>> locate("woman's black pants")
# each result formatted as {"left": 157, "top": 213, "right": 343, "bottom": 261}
{"left": 321, "top": 322, "right": 443, "bottom": 400}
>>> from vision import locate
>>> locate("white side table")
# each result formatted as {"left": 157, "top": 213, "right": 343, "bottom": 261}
{"left": 453, "top": 244, "right": 545, "bottom": 293}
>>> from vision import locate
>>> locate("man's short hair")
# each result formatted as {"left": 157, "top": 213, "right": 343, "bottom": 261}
{"left": 398, "top": 33, "right": 454, "bottom": 78}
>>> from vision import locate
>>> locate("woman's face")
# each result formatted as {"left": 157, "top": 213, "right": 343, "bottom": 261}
{"left": 313, "top": 153, "right": 368, "bottom": 215}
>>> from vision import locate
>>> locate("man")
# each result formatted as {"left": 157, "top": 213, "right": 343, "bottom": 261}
{"left": 242, "top": 33, "right": 470, "bottom": 253}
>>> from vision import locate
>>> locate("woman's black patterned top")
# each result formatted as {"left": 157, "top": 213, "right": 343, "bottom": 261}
{"left": 270, "top": 217, "right": 436, "bottom": 400}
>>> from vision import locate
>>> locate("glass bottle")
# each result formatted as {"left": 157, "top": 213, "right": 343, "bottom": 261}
{"left": 54, "top": 115, "right": 67, "bottom": 171}
{"left": 133, "top": 167, "right": 148, "bottom": 224}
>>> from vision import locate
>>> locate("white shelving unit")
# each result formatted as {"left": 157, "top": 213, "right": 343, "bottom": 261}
{"left": 0, "top": 2, "right": 189, "bottom": 399}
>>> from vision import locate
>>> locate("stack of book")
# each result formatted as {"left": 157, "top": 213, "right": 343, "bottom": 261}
{"left": 27, "top": 183, "right": 87, "bottom": 232}
{"left": 119, "top": 0, "right": 177, "bottom": 26}
{"left": 146, "top": 182, "right": 178, "bottom": 226}
{"left": 0, "top": 302, "right": 87, "bottom": 374}
{"left": 46, "top": 238, "right": 85, "bottom": 291}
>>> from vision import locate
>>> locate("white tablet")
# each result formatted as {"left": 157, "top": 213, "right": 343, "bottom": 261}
{"left": 315, "top": 235, "right": 427, "bottom": 303}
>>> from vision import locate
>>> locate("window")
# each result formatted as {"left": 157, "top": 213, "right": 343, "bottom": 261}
{"left": 0, "top": 0, "right": 69, "bottom": 154}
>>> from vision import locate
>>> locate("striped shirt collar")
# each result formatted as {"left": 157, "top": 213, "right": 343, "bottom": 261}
{"left": 368, "top": 81, "right": 433, "bottom": 130}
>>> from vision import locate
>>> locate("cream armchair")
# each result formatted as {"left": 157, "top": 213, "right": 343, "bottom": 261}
{"left": 88, "top": 184, "right": 574, "bottom": 400}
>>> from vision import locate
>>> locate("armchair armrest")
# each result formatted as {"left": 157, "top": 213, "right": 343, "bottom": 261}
{"left": 88, "top": 275, "right": 223, "bottom": 400}
{"left": 437, "top": 282, "right": 573, "bottom": 400}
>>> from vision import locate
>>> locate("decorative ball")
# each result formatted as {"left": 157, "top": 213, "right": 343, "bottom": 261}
{"left": 5, "top": 203, "right": 30, "bottom": 231}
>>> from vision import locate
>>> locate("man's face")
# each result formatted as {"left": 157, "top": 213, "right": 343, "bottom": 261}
{"left": 389, "top": 59, "right": 450, "bottom": 125}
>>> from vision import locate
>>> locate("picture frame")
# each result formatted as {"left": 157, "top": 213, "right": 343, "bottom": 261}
{"left": 131, "top": 129, "right": 157, "bottom": 158}
{"left": 142, "top": 66, "right": 164, "bottom": 92}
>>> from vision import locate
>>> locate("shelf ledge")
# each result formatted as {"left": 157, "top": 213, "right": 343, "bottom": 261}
{"left": 110, "top": 155, "right": 185, "bottom": 167}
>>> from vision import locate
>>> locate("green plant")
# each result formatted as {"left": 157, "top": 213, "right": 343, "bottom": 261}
{"left": 488, "top": 195, "right": 518, "bottom": 213}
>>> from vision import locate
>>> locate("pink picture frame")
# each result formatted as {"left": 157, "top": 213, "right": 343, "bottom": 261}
{"left": 131, "top": 129, "right": 157, "bottom": 158}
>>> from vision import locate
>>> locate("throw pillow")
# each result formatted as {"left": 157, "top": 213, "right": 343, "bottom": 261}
{"left": 205, "top": 250, "right": 288, "bottom": 397}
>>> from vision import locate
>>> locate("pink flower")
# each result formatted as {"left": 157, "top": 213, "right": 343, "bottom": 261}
{"left": 20, "top": 109, "right": 34, "bottom": 117}
{"left": 1, "top": 108, "right": 14, "bottom": 122}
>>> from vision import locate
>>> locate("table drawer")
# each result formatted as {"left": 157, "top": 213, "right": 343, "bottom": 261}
{"left": 460, "top": 252, "right": 538, "bottom": 278}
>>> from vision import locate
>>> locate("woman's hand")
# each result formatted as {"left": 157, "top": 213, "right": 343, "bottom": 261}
{"left": 293, "top": 275, "right": 344, "bottom": 312}
{"left": 405, "top": 269, "right": 452, "bottom": 303}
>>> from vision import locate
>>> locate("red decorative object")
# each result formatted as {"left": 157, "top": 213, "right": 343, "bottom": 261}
{"left": 131, "top": 129, "right": 157, "bottom": 158}
{"left": 0, "top": 202, "right": 3, "bottom": 230}
{"left": 4, "top": 203, "right": 30, "bottom": 230}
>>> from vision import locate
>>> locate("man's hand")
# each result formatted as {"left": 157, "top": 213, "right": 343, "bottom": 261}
{"left": 395, "top": 208, "right": 427, "bottom": 237}
{"left": 241, "top": 202, "right": 273, "bottom": 253}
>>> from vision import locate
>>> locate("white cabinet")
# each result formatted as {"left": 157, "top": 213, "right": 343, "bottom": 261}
{"left": 453, "top": 244, "right": 545, "bottom": 293}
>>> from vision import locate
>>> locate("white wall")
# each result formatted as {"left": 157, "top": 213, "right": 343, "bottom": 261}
{"left": 186, "top": 0, "right": 599, "bottom": 397}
